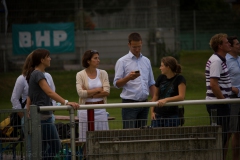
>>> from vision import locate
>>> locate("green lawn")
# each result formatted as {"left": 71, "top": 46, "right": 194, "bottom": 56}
{"left": 0, "top": 50, "right": 213, "bottom": 127}
{"left": 1, "top": 49, "right": 236, "bottom": 159}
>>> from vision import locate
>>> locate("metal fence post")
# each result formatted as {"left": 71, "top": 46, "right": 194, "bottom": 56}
{"left": 22, "top": 109, "right": 30, "bottom": 160}
{"left": 30, "top": 105, "right": 42, "bottom": 159}
{"left": 69, "top": 108, "right": 76, "bottom": 160}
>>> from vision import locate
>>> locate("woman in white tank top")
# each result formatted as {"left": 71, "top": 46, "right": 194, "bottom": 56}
{"left": 76, "top": 50, "right": 110, "bottom": 142}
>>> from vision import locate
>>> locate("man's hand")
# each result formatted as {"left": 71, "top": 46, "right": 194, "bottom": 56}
{"left": 127, "top": 71, "right": 140, "bottom": 80}
{"left": 232, "top": 87, "right": 239, "bottom": 95}
{"left": 115, "top": 71, "right": 140, "bottom": 88}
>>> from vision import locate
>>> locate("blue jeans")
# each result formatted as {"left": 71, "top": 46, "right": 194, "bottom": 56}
{"left": 22, "top": 115, "right": 56, "bottom": 160}
{"left": 206, "top": 104, "right": 230, "bottom": 148}
{"left": 21, "top": 117, "right": 32, "bottom": 159}
{"left": 122, "top": 99, "right": 149, "bottom": 129}
{"left": 41, "top": 117, "right": 61, "bottom": 160}
{"left": 151, "top": 114, "right": 179, "bottom": 127}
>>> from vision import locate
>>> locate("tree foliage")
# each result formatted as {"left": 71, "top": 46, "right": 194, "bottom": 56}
{"left": 83, "top": 0, "right": 130, "bottom": 15}
{"left": 179, "top": 0, "right": 240, "bottom": 31}
{"left": 4, "top": 0, "right": 130, "bottom": 31}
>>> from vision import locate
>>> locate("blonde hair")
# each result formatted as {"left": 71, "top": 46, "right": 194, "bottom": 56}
{"left": 209, "top": 33, "right": 228, "bottom": 52}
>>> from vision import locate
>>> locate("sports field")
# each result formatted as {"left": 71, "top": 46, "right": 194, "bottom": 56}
{"left": 0, "top": 50, "right": 213, "bottom": 125}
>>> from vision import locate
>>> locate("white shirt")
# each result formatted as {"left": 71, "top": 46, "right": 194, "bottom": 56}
{"left": 86, "top": 69, "right": 103, "bottom": 103}
{"left": 113, "top": 52, "right": 155, "bottom": 101}
{"left": 45, "top": 72, "right": 56, "bottom": 106}
{"left": 11, "top": 73, "right": 56, "bottom": 109}
{"left": 11, "top": 75, "right": 28, "bottom": 109}
{"left": 79, "top": 69, "right": 105, "bottom": 115}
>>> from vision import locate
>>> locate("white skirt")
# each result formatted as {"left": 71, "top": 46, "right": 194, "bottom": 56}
{"left": 77, "top": 109, "right": 109, "bottom": 142}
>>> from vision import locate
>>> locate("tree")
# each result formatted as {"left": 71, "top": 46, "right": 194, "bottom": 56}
{"left": 180, "top": 0, "right": 231, "bottom": 11}
{"left": 179, "top": 0, "right": 237, "bottom": 31}
{"left": 83, "top": 0, "right": 130, "bottom": 15}
{"left": 4, "top": 0, "right": 130, "bottom": 32}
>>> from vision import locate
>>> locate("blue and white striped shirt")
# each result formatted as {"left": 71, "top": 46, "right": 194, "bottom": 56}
{"left": 205, "top": 53, "right": 232, "bottom": 100}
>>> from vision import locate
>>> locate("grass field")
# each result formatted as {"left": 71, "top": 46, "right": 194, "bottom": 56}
{"left": 1, "top": 49, "right": 236, "bottom": 159}
{"left": 0, "top": 50, "right": 213, "bottom": 126}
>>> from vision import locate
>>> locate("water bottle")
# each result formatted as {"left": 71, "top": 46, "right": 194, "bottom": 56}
{"left": 54, "top": 150, "right": 62, "bottom": 160}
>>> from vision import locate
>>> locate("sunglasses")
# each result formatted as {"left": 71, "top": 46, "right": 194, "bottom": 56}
{"left": 91, "top": 50, "right": 98, "bottom": 53}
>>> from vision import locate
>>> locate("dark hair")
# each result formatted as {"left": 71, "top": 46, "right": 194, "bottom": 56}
{"left": 82, "top": 50, "right": 99, "bottom": 68}
{"left": 209, "top": 33, "right": 228, "bottom": 52}
{"left": 26, "top": 48, "right": 50, "bottom": 83}
{"left": 161, "top": 56, "right": 181, "bottom": 74}
{"left": 227, "top": 36, "right": 238, "bottom": 47}
{"left": 22, "top": 52, "right": 33, "bottom": 76}
{"left": 128, "top": 32, "right": 142, "bottom": 44}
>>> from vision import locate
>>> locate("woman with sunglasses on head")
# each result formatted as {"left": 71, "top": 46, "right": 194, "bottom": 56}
{"left": 150, "top": 56, "right": 186, "bottom": 127}
{"left": 26, "top": 48, "right": 79, "bottom": 160}
{"left": 76, "top": 50, "right": 110, "bottom": 142}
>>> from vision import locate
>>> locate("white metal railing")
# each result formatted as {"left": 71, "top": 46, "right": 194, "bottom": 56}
{"left": 39, "top": 98, "right": 240, "bottom": 111}
{"left": 36, "top": 98, "right": 240, "bottom": 160}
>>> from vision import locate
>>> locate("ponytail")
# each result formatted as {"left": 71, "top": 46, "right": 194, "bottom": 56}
{"left": 161, "top": 56, "right": 181, "bottom": 74}
{"left": 26, "top": 48, "right": 50, "bottom": 83}
{"left": 176, "top": 64, "right": 182, "bottom": 74}
{"left": 26, "top": 66, "right": 34, "bottom": 84}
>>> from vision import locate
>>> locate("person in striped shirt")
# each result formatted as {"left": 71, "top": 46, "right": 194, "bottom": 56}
{"left": 205, "top": 33, "right": 232, "bottom": 160}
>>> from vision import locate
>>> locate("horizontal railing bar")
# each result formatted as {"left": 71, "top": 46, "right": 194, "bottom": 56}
{"left": 99, "top": 137, "right": 216, "bottom": 143}
{"left": 39, "top": 98, "right": 240, "bottom": 111}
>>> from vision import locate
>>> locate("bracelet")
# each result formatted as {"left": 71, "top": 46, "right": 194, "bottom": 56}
{"left": 64, "top": 100, "right": 69, "bottom": 105}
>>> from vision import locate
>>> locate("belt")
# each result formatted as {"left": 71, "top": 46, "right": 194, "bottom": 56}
{"left": 122, "top": 99, "right": 147, "bottom": 102}
{"left": 85, "top": 100, "right": 104, "bottom": 104}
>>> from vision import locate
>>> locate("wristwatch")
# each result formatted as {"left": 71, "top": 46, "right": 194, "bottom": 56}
{"left": 64, "top": 100, "right": 69, "bottom": 105}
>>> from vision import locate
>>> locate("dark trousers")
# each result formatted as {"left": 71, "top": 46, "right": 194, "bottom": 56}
{"left": 122, "top": 99, "right": 148, "bottom": 129}
{"left": 206, "top": 104, "right": 230, "bottom": 148}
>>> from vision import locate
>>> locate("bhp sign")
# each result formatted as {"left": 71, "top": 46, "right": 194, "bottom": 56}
{"left": 12, "top": 23, "right": 75, "bottom": 55}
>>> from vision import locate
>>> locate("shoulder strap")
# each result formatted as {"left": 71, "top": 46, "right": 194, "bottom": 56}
{"left": 19, "top": 97, "right": 26, "bottom": 109}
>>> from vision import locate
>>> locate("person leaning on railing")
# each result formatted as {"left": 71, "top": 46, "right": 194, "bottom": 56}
{"left": 26, "top": 48, "right": 79, "bottom": 160}
{"left": 10, "top": 52, "right": 58, "bottom": 159}
{"left": 150, "top": 56, "right": 186, "bottom": 127}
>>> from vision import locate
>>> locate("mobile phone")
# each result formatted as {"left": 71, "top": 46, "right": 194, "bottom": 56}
{"left": 135, "top": 70, "right": 140, "bottom": 73}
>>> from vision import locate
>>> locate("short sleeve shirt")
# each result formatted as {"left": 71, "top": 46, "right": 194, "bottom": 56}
{"left": 154, "top": 74, "right": 186, "bottom": 116}
{"left": 28, "top": 70, "right": 52, "bottom": 115}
